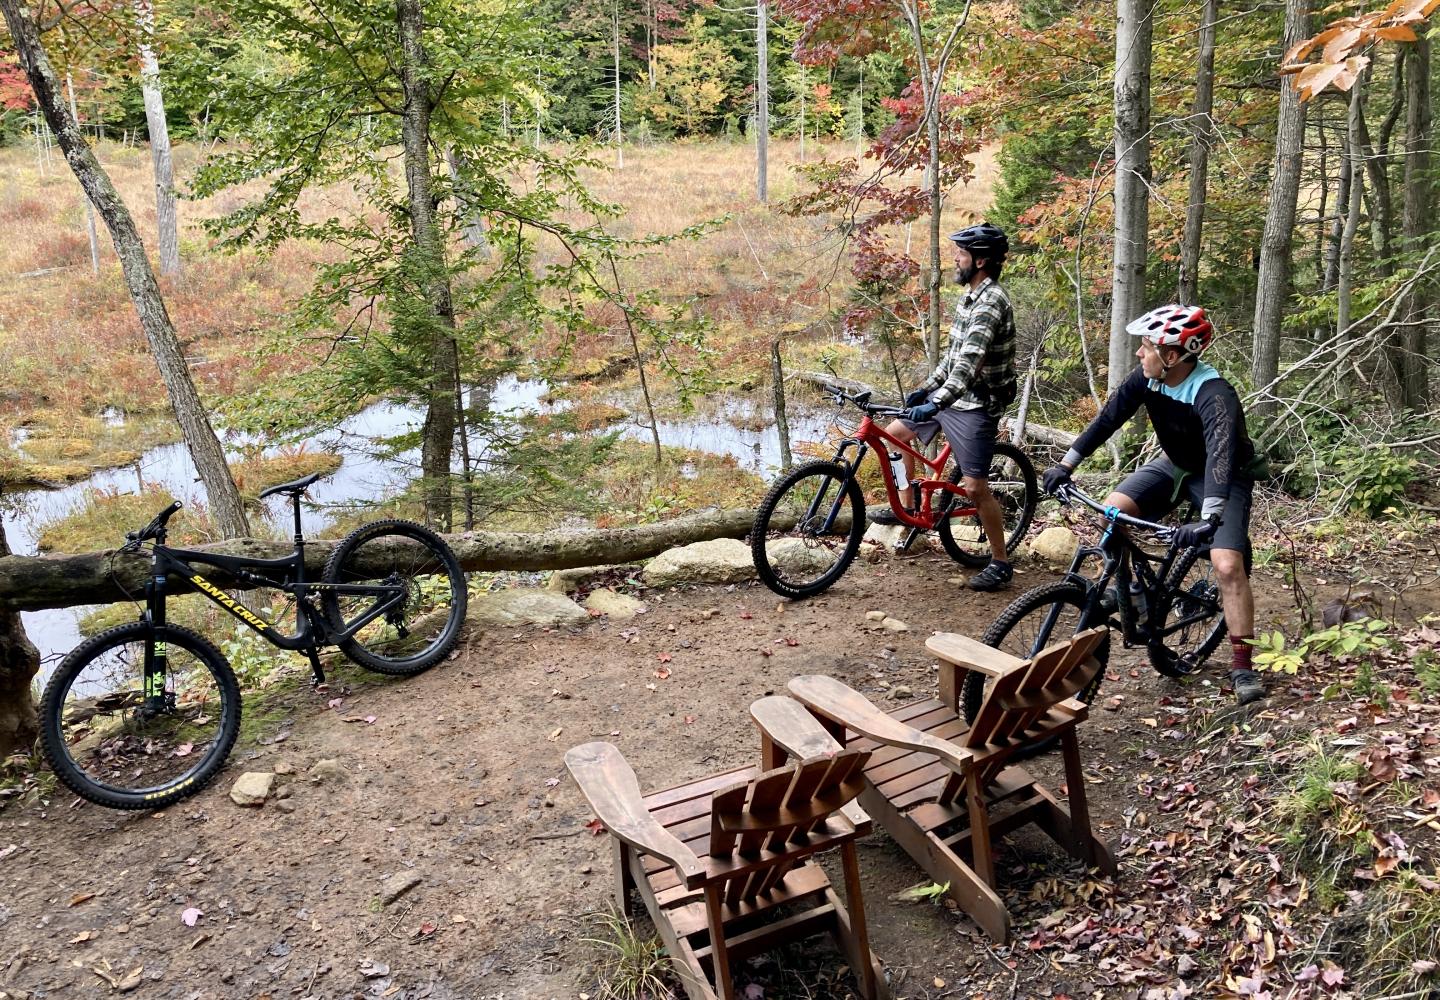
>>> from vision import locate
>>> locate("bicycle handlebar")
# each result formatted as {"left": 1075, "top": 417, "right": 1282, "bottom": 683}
{"left": 126, "top": 501, "right": 184, "bottom": 546}
{"left": 1051, "top": 483, "right": 1175, "bottom": 541}
{"left": 823, "top": 384, "right": 906, "bottom": 418}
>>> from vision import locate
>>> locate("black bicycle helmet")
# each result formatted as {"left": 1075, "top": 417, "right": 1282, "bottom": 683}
{"left": 948, "top": 222, "right": 1009, "bottom": 261}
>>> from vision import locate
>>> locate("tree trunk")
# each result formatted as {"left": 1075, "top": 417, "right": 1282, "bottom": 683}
{"left": 1109, "top": 0, "right": 1154, "bottom": 397}
{"left": 1400, "top": 34, "right": 1432, "bottom": 410}
{"left": 443, "top": 147, "right": 491, "bottom": 257}
{"left": 0, "top": 510, "right": 39, "bottom": 761}
{"left": 135, "top": 0, "right": 180, "bottom": 277}
{"left": 613, "top": 0, "right": 624, "bottom": 169}
{"left": 1323, "top": 106, "right": 1351, "bottom": 293}
{"left": 0, "top": 508, "right": 788, "bottom": 612}
{"left": 399, "top": 0, "right": 460, "bottom": 531}
{"left": 756, "top": 0, "right": 768, "bottom": 203}
{"left": 1338, "top": 78, "right": 1365, "bottom": 340}
{"left": 1362, "top": 49, "right": 1403, "bottom": 277}
{"left": 1, "top": 0, "right": 250, "bottom": 540}
{"left": 770, "top": 338, "right": 791, "bottom": 470}
{"left": 1249, "top": 0, "right": 1309, "bottom": 424}
{"left": 1178, "top": 0, "right": 1218, "bottom": 306}
{"left": 67, "top": 73, "right": 100, "bottom": 276}
{"left": 925, "top": 70, "right": 943, "bottom": 369}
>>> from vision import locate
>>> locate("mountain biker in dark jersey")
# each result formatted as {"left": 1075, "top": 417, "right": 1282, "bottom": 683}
{"left": 1041, "top": 304, "right": 1266, "bottom": 705}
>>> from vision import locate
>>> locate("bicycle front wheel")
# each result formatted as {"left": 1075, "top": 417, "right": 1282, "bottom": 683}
{"left": 40, "top": 622, "right": 240, "bottom": 810}
{"left": 968, "top": 581, "right": 1110, "bottom": 723}
{"left": 321, "top": 519, "right": 468, "bottom": 675}
{"left": 751, "top": 460, "right": 864, "bottom": 599}
{"left": 937, "top": 442, "right": 1038, "bottom": 568}
{"left": 1147, "top": 547, "right": 1227, "bottom": 678}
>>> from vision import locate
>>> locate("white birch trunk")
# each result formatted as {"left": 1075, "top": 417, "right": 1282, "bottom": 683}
{"left": 1177, "top": 0, "right": 1217, "bottom": 306}
{"left": 67, "top": 73, "right": 101, "bottom": 276}
{"left": 756, "top": 0, "right": 768, "bottom": 203}
{"left": 135, "top": 0, "right": 180, "bottom": 277}
{"left": 1337, "top": 80, "right": 1365, "bottom": 340}
{"left": 613, "top": 0, "right": 623, "bottom": 169}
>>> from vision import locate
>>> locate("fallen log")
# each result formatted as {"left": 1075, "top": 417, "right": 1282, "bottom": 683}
{"left": 0, "top": 507, "right": 785, "bottom": 613}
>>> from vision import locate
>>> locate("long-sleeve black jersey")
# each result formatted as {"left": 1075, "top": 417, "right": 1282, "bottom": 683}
{"left": 1064, "top": 363, "right": 1256, "bottom": 512}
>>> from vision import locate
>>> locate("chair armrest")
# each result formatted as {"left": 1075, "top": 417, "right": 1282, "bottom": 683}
{"left": 751, "top": 695, "right": 845, "bottom": 758}
{"left": 926, "top": 633, "right": 1027, "bottom": 677}
{"left": 787, "top": 676, "right": 973, "bottom": 775}
{"left": 749, "top": 695, "right": 871, "bottom": 830}
{"left": 564, "top": 742, "right": 706, "bottom": 890}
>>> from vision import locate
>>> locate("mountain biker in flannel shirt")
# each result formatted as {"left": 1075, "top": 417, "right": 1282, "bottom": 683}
{"left": 1041, "top": 303, "right": 1266, "bottom": 706}
{"left": 870, "top": 222, "right": 1020, "bottom": 592}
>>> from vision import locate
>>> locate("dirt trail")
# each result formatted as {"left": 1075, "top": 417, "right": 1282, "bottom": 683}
{"left": 0, "top": 548, "right": 1412, "bottom": 999}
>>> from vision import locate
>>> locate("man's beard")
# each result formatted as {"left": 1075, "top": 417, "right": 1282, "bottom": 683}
{"left": 955, "top": 263, "right": 976, "bottom": 284}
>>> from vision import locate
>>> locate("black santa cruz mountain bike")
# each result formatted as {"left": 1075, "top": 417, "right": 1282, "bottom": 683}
{"left": 40, "top": 472, "right": 467, "bottom": 809}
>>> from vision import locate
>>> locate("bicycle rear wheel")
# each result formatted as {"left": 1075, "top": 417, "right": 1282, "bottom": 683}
{"left": 751, "top": 460, "right": 864, "bottom": 599}
{"left": 321, "top": 519, "right": 468, "bottom": 675}
{"left": 40, "top": 622, "right": 240, "bottom": 810}
{"left": 1146, "top": 547, "right": 1227, "bottom": 677}
{"left": 937, "top": 442, "right": 1038, "bottom": 568}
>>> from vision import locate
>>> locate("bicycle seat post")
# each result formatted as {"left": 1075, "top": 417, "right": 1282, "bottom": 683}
{"left": 291, "top": 491, "right": 305, "bottom": 547}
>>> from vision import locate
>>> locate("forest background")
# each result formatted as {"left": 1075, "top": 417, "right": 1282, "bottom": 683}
{"left": 1, "top": 1, "right": 1440, "bottom": 995}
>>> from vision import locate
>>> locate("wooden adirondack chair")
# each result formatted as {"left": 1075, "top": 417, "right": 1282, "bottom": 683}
{"left": 564, "top": 730, "right": 890, "bottom": 1000}
{"left": 755, "top": 627, "right": 1116, "bottom": 942}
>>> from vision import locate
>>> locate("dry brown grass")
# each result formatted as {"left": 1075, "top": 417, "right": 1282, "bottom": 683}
{"left": 0, "top": 137, "right": 998, "bottom": 430}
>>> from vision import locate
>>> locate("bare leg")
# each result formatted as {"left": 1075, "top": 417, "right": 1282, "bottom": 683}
{"left": 883, "top": 419, "right": 920, "bottom": 508}
{"left": 964, "top": 475, "right": 1008, "bottom": 563}
{"left": 1209, "top": 548, "right": 1253, "bottom": 636}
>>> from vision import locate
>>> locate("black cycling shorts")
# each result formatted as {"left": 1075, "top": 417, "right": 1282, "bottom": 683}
{"left": 1115, "top": 458, "right": 1252, "bottom": 554}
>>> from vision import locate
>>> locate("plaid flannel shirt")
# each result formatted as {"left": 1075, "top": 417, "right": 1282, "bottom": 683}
{"left": 920, "top": 277, "right": 1017, "bottom": 413}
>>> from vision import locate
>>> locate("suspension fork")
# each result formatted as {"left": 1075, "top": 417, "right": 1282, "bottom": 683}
{"left": 804, "top": 439, "right": 865, "bottom": 532}
{"left": 142, "top": 573, "right": 169, "bottom": 711}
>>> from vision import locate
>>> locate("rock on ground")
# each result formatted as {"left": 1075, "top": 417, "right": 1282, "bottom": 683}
{"left": 642, "top": 539, "right": 756, "bottom": 587}
{"left": 467, "top": 589, "right": 590, "bottom": 629}
{"left": 582, "top": 588, "right": 647, "bottom": 620}
{"left": 545, "top": 564, "right": 639, "bottom": 593}
{"left": 229, "top": 772, "right": 274, "bottom": 807}
{"left": 764, "top": 538, "right": 842, "bottom": 577}
{"left": 1024, "top": 526, "right": 1079, "bottom": 567}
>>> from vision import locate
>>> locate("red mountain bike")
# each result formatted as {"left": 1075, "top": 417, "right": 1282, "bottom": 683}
{"left": 751, "top": 387, "right": 1038, "bottom": 598}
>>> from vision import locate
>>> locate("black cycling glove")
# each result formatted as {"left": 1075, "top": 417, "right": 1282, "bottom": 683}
{"left": 1042, "top": 465, "right": 1073, "bottom": 496}
{"left": 1173, "top": 515, "right": 1220, "bottom": 548}
{"left": 904, "top": 388, "right": 930, "bottom": 407}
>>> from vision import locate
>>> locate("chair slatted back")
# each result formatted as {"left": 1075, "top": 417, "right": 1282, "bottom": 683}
{"left": 708, "top": 749, "right": 870, "bottom": 906}
{"left": 964, "top": 628, "right": 1106, "bottom": 752}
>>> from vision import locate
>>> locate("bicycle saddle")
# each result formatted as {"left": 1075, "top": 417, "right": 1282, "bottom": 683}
{"left": 258, "top": 471, "right": 325, "bottom": 499}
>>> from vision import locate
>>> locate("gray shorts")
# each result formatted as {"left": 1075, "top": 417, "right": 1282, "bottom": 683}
{"left": 1115, "top": 458, "right": 1253, "bottom": 554}
{"left": 897, "top": 406, "right": 1000, "bottom": 479}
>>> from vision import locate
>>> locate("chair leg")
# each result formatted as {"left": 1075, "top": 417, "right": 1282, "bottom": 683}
{"left": 760, "top": 731, "right": 786, "bottom": 770}
{"left": 835, "top": 842, "right": 884, "bottom": 1000}
{"left": 613, "top": 839, "right": 637, "bottom": 916}
{"left": 704, "top": 884, "right": 735, "bottom": 1000}
{"left": 965, "top": 772, "right": 996, "bottom": 888}
{"left": 1059, "top": 729, "right": 1100, "bottom": 868}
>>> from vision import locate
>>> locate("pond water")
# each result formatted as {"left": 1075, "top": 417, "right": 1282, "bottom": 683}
{"left": 3, "top": 379, "right": 842, "bottom": 671}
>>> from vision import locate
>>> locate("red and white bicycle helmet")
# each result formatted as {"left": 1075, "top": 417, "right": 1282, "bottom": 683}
{"left": 1125, "top": 304, "right": 1214, "bottom": 357}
